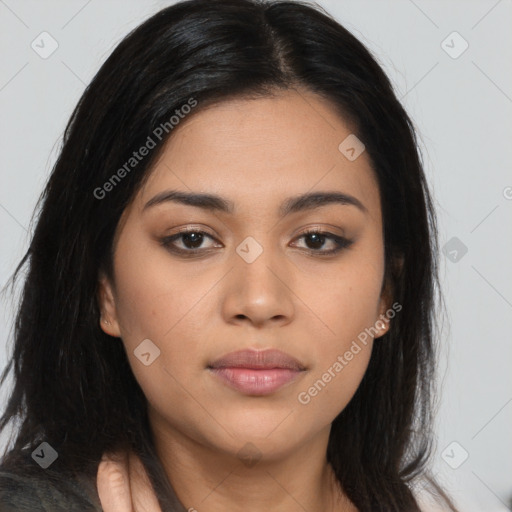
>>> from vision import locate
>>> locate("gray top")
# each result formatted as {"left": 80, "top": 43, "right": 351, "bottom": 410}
{"left": 0, "top": 468, "right": 103, "bottom": 511}
{"left": 0, "top": 464, "right": 189, "bottom": 512}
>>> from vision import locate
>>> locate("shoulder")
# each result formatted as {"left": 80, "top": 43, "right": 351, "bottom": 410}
{"left": 0, "top": 466, "right": 103, "bottom": 512}
{"left": 0, "top": 470, "right": 45, "bottom": 512}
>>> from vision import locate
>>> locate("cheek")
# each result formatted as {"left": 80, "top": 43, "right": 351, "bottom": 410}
{"left": 111, "top": 235, "right": 215, "bottom": 392}
{"left": 296, "top": 338, "right": 373, "bottom": 424}
{"left": 296, "top": 259, "right": 381, "bottom": 417}
{"left": 318, "top": 270, "right": 383, "bottom": 345}
{"left": 112, "top": 231, "right": 198, "bottom": 341}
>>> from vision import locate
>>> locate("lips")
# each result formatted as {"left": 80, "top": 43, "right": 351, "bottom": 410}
{"left": 207, "top": 348, "right": 307, "bottom": 396}
{"left": 208, "top": 348, "right": 306, "bottom": 371}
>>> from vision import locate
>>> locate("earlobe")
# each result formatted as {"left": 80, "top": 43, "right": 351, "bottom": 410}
{"left": 375, "top": 277, "right": 393, "bottom": 339}
{"left": 97, "top": 273, "right": 121, "bottom": 337}
{"left": 374, "top": 316, "right": 390, "bottom": 339}
{"left": 374, "top": 251, "right": 404, "bottom": 339}
{"left": 375, "top": 315, "right": 390, "bottom": 338}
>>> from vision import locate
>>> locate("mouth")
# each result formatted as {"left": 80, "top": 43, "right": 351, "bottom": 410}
{"left": 207, "top": 348, "right": 307, "bottom": 396}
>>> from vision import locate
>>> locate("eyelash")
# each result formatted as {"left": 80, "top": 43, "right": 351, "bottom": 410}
{"left": 159, "top": 228, "right": 354, "bottom": 257}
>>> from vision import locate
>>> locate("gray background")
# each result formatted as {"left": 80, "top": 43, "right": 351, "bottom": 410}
{"left": 1, "top": 1, "right": 511, "bottom": 510}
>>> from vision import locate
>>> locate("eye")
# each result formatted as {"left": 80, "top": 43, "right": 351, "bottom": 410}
{"left": 159, "top": 227, "right": 353, "bottom": 257}
{"left": 160, "top": 229, "right": 220, "bottom": 256}
{"left": 290, "top": 229, "right": 353, "bottom": 255}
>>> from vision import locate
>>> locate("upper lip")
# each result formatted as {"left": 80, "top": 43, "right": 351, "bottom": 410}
{"left": 208, "top": 348, "right": 306, "bottom": 371}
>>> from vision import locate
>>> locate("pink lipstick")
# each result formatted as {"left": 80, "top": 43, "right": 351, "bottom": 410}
{"left": 207, "top": 348, "right": 306, "bottom": 396}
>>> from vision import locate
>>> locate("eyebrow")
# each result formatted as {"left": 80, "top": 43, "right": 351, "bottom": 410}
{"left": 142, "top": 189, "right": 368, "bottom": 216}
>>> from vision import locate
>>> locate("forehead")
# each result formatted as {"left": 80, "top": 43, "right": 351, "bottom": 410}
{"left": 133, "top": 88, "right": 381, "bottom": 222}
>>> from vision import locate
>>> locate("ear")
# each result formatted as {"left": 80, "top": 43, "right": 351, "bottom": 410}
{"left": 374, "top": 254, "right": 403, "bottom": 339}
{"left": 374, "top": 280, "right": 392, "bottom": 339}
{"left": 97, "top": 272, "right": 122, "bottom": 338}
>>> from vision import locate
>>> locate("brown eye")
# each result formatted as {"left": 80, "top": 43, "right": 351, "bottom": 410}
{"left": 291, "top": 230, "right": 353, "bottom": 255}
{"left": 160, "top": 228, "right": 353, "bottom": 258}
{"left": 160, "top": 230, "right": 220, "bottom": 255}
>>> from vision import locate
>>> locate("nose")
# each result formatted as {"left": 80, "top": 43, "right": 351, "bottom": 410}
{"left": 221, "top": 247, "right": 295, "bottom": 329}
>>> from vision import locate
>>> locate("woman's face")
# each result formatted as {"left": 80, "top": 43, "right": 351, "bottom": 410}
{"left": 99, "top": 88, "right": 391, "bottom": 462}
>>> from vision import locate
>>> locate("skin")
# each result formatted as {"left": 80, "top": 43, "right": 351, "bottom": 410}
{"left": 97, "top": 87, "right": 392, "bottom": 512}
{"left": 97, "top": 450, "right": 162, "bottom": 511}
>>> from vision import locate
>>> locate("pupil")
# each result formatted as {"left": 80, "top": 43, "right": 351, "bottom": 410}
{"left": 307, "top": 233, "right": 324, "bottom": 249}
{"left": 183, "top": 232, "right": 203, "bottom": 248}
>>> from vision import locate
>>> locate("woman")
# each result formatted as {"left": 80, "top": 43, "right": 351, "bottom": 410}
{"left": 0, "top": 0, "right": 459, "bottom": 510}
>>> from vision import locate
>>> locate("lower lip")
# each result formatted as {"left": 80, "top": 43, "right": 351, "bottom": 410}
{"left": 208, "top": 367, "right": 304, "bottom": 395}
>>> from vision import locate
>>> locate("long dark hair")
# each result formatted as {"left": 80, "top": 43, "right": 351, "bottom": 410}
{"left": 0, "top": 0, "right": 459, "bottom": 510}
